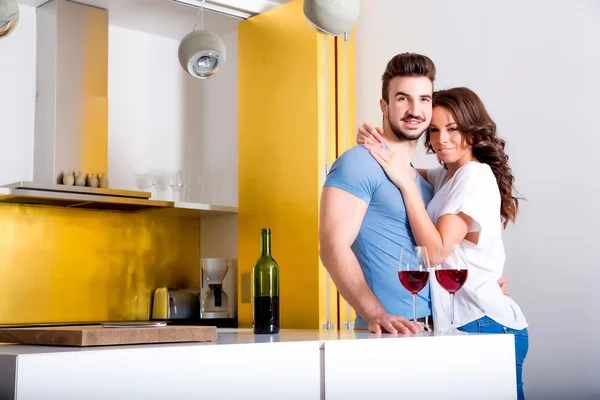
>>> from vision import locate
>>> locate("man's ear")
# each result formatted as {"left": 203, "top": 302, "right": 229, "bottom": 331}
{"left": 380, "top": 98, "right": 387, "bottom": 115}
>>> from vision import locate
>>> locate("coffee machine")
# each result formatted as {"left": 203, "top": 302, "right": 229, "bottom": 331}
{"left": 199, "top": 258, "right": 237, "bottom": 328}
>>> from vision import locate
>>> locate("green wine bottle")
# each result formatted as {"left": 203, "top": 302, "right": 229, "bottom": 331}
{"left": 252, "top": 228, "right": 280, "bottom": 334}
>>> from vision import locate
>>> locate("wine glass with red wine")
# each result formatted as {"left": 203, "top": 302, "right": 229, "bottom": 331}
{"left": 398, "top": 246, "right": 431, "bottom": 328}
{"left": 435, "top": 244, "right": 469, "bottom": 332}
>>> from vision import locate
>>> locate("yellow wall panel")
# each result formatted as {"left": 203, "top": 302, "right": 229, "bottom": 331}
{"left": 238, "top": 0, "right": 334, "bottom": 329}
{"left": 80, "top": 4, "right": 108, "bottom": 176}
{"left": 0, "top": 205, "right": 200, "bottom": 325}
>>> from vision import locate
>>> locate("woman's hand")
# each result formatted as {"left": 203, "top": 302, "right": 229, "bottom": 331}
{"left": 357, "top": 123, "right": 385, "bottom": 147}
{"left": 363, "top": 138, "right": 414, "bottom": 189}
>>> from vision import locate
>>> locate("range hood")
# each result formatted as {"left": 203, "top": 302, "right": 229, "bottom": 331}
{"left": 0, "top": 0, "right": 171, "bottom": 212}
{"left": 0, "top": 181, "right": 171, "bottom": 212}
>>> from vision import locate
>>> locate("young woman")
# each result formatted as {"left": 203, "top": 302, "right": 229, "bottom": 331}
{"left": 359, "top": 87, "right": 529, "bottom": 400}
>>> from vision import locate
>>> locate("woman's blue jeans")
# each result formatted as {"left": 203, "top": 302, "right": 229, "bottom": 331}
{"left": 458, "top": 316, "right": 529, "bottom": 400}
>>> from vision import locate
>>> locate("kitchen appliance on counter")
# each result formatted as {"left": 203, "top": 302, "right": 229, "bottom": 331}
{"left": 151, "top": 288, "right": 201, "bottom": 321}
{"left": 199, "top": 258, "right": 238, "bottom": 328}
{"left": 150, "top": 258, "right": 238, "bottom": 328}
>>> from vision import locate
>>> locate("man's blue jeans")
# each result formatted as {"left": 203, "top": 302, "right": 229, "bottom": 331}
{"left": 458, "top": 316, "right": 529, "bottom": 400}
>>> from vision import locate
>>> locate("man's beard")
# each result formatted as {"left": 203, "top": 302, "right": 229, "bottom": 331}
{"left": 389, "top": 120, "right": 428, "bottom": 142}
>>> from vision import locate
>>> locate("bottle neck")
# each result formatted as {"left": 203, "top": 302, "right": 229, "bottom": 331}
{"left": 261, "top": 230, "right": 271, "bottom": 256}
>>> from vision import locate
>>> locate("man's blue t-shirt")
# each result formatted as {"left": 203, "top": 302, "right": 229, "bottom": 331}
{"left": 324, "top": 145, "right": 434, "bottom": 326}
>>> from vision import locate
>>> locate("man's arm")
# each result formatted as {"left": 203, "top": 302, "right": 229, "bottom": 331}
{"left": 319, "top": 186, "right": 419, "bottom": 334}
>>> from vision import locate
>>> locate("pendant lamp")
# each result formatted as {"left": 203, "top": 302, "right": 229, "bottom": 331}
{"left": 303, "top": 0, "right": 360, "bottom": 36}
{"left": 178, "top": 0, "right": 227, "bottom": 79}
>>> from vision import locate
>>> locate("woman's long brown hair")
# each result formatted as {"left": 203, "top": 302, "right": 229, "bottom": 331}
{"left": 425, "top": 87, "right": 521, "bottom": 228}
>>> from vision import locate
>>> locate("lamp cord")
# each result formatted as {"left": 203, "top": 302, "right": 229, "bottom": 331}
{"left": 193, "top": 0, "right": 206, "bottom": 31}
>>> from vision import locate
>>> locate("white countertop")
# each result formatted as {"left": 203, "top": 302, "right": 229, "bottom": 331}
{"left": 0, "top": 328, "right": 468, "bottom": 356}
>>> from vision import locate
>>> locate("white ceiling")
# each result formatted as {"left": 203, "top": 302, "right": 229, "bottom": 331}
{"left": 17, "top": 0, "right": 291, "bottom": 39}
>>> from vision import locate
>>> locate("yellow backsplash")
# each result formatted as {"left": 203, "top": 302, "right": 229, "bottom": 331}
{"left": 0, "top": 204, "right": 200, "bottom": 325}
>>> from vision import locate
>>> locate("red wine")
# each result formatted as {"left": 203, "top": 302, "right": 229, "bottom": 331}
{"left": 253, "top": 296, "right": 280, "bottom": 334}
{"left": 398, "top": 271, "right": 429, "bottom": 294}
{"left": 435, "top": 269, "right": 468, "bottom": 294}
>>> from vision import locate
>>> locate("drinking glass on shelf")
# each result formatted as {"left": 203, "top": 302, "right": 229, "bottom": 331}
{"left": 166, "top": 171, "right": 183, "bottom": 202}
{"left": 134, "top": 174, "right": 160, "bottom": 200}
{"left": 195, "top": 169, "right": 207, "bottom": 204}
{"left": 398, "top": 246, "right": 431, "bottom": 328}
{"left": 179, "top": 171, "right": 192, "bottom": 202}
{"left": 435, "top": 244, "right": 469, "bottom": 332}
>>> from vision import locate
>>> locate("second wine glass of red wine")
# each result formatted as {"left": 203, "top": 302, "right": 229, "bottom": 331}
{"left": 398, "top": 246, "right": 431, "bottom": 329}
{"left": 435, "top": 244, "right": 469, "bottom": 333}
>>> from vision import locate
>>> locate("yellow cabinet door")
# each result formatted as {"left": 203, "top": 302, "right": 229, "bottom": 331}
{"left": 238, "top": 0, "right": 342, "bottom": 330}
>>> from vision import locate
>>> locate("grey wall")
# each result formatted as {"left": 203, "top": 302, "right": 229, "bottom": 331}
{"left": 355, "top": 1, "right": 600, "bottom": 398}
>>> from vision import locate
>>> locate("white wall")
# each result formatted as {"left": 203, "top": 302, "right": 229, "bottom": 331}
{"left": 107, "top": 26, "right": 238, "bottom": 208}
{"left": 0, "top": 5, "right": 36, "bottom": 185}
{"left": 355, "top": 1, "right": 600, "bottom": 399}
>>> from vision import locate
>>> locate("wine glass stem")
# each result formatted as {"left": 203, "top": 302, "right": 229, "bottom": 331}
{"left": 450, "top": 293, "right": 455, "bottom": 329}
{"left": 412, "top": 293, "right": 417, "bottom": 324}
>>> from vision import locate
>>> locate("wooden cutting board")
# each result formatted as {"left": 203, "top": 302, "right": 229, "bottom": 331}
{"left": 0, "top": 324, "right": 217, "bottom": 347}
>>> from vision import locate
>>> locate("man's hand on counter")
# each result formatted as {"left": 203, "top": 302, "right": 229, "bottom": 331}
{"left": 367, "top": 313, "right": 421, "bottom": 335}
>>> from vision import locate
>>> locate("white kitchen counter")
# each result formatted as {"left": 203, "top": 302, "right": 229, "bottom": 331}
{"left": 0, "top": 328, "right": 376, "bottom": 354}
{"left": 0, "top": 328, "right": 517, "bottom": 399}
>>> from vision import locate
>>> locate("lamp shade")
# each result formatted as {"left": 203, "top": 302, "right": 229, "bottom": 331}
{"left": 178, "top": 29, "right": 227, "bottom": 79}
{"left": 0, "top": 0, "right": 19, "bottom": 38}
{"left": 303, "top": 0, "right": 360, "bottom": 36}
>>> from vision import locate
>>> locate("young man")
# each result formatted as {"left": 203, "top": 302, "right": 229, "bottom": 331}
{"left": 319, "top": 53, "right": 436, "bottom": 334}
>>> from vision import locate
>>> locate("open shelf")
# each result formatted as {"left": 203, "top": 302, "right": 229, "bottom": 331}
{"left": 155, "top": 202, "right": 238, "bottom": 218}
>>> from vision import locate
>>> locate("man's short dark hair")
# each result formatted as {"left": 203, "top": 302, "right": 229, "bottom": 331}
{"left": 381, "top": 53, "right": 436, "bottom": 102}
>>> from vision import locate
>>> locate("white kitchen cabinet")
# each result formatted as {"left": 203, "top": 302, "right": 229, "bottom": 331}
{"left": 324, "top": 333, "right": 517, "bottom": 400}
{"left": 0, "top": 339, "right": 321, "bottom": 399}
{"left": 0, "top": 329, "right": 517, "bottom": 399}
